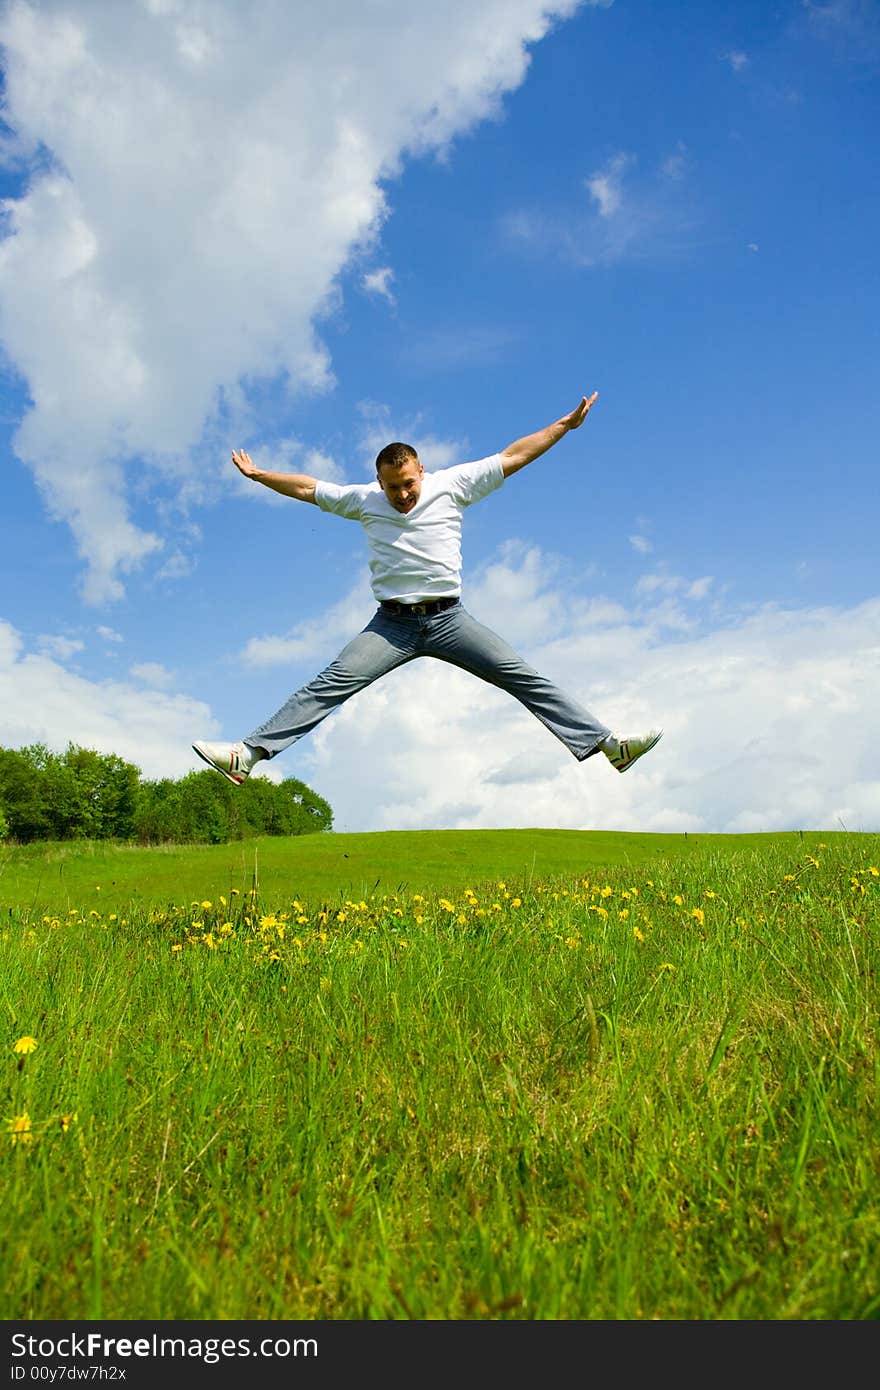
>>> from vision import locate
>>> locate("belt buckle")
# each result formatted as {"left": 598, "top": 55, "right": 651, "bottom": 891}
{"left": 413, "top": 601, "right": 428, "bottom": 615}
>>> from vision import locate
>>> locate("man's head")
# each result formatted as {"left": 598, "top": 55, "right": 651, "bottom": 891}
{"left": 375, "top": 442, "right": 424, "bottom": 514}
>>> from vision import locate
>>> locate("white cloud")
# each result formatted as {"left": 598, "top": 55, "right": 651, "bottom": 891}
{"left": 37, "top": 633, "right": 84, "bottom": 660}
{"left": 506, "top": 143, "right": 696, "bottom": 267}
{"left": 0, "top": 617, "right": 215, "bottom": 774}
{"left": 724, "top": 50, "right": 749, "bottom": 72}
{"left": 296, "top": 589, "right": 880, "bottom": 835}
{"left": 242, "top": 571, "right": 375, "bottom": 668}
{"left": 0, "top": 0, "right": 588, "bottom": 603}
{"left": 130, "top": 661, "right": 174, "bottom": 689}
{"left": 362, "top": 266, "right": 396, "bottom": 304}
{"left": 800, "top": 1, "right": 880, "bottom": 61}
{"left": 629, "top": 534, "right": 652, "bottom": 554}
{"left": 586, "top": 152, "right": 632, "bottom": 217}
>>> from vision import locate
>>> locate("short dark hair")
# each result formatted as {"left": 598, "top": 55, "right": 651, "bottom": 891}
{"left": 375, "top": 442, "right": 419, "bottom": 474}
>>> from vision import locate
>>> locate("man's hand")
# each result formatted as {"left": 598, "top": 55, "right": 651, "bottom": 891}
{"left": 231, "top": 447, "right": 319, "bottom": 503}
{"left": 500, "top": 390, "right": 599, "bottom": 477}
{"left": 563, "top": 391, "right": 599, "bottom": 432}
{"left": 232, "top": 448, "right": 260, "bottom": 479}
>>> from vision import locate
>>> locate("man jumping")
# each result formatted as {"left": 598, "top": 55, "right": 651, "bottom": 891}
{"left": 193, "top": 392, "right": 662, "bottom": 785}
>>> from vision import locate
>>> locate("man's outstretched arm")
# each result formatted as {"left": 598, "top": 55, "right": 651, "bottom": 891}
{"left": 499, "top": 391, "right": 598, "bottom": 478}
{"left": 232, "top": 448, "right": 318, "bottom": 503}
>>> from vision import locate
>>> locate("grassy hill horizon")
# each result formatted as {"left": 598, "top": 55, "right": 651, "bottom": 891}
{"left": 1, "top": 825, "right": 865, "bottom": 916}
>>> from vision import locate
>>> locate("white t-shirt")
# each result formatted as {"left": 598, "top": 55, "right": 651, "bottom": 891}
{"left": 314, "top": 454, "right": 505, "bottom": 602}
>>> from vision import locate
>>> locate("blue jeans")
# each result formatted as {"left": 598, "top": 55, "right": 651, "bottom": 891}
{"left": 245, "top": 601, "right": 611, "bottom": 761}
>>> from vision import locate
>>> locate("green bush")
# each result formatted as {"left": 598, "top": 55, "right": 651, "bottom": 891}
{"left": 0, "top": 743, "right": 333, "bottom": 845}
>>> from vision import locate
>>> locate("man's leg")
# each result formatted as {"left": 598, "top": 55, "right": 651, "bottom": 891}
{"left": 423, "top": 604, "right": 611, "bottom": 761}
{"left": 244, "top": 611, "right": 416, "bottom": 758}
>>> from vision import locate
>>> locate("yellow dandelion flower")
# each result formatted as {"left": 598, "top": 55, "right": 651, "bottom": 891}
{"left": 869, "top": 867, "right": 879, "bottom": 878}
{"left": 59, "top": 1113, "right": 76, "bottom": 1132}
{"left": 633, "top": 926, "right": 645, "bottom": 942}
{"left": 673, "top": 894, "right": 684, "bottom": 906}
{"left": 171, "top": 944, "right": 183, "bottom": 953}
{"left": 497, "top": 881, "right": 506, "bottom": 890}
{"left": 439, "top": 898, "right": 454, "bottom": 912}
{"left": 201, "top": 900, "right": 212, "bottom": 910}
{"left": 511, "top": 897, "right": 522, "bottom": 908}
{"left": 8, "top": 1112, "right": 33, "bottom": 1145}
{"left": 13, "top": 1036, "right": 37, "bottom": 1055}
{"left": 601, "top": 885, "right": 613, "bottom": 898}
{"left": 691, "top": 908, "right": 705, "bottom": 926}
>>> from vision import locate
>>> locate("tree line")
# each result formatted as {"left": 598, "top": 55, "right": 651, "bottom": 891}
{"left": 0, "top": 743, "right": 333, "bottom": 845}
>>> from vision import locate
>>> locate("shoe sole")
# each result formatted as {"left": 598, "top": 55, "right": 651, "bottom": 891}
{"left": 611, "top": 730, "right": 663, "bottom": 773}
{"left": 192, "top": 742, "right": 246, "bottom": 785}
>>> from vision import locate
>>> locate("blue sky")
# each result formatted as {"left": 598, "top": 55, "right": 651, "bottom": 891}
{"left": 1, "top": 0, "right": 878, "bottom": 835}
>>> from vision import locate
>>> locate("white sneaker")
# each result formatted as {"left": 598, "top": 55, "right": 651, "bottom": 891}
{"left": 192, "top": 739, "right": 261, "bottom": 785}
{"left": 603, "top": 729, "right": 663, "bottom": 774}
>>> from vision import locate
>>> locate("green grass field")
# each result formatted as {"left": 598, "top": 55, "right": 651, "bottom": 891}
{"left": 2, "top": 829, "right": 878, "bottom": 1320}
{"left": 0, "top": 826, "right": 844, "bottom": 915}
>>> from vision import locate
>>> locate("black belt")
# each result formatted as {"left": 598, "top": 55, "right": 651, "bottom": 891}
{"left": 379, "top": 596, "right": 459, "bottom": 617}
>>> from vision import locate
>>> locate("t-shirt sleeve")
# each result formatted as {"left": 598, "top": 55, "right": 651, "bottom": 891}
{"left": 314, "top": 480, "right": 370, "bottom": 519}
{"left": 444, "top": 453, "right": 505, "bottom": 507}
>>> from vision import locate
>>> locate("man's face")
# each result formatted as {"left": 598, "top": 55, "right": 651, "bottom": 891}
{"left": 377, "top": 458, "right": 424, "bottom": 514}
